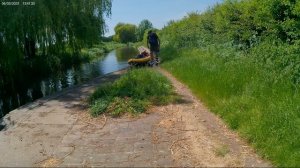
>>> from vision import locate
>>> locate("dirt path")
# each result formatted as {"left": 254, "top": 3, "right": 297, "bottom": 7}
{"left": 153, "top": 67, "right": 271, "bottom": 167}
{"left": 0, "top": 68, "right": 271, "bottom": 167}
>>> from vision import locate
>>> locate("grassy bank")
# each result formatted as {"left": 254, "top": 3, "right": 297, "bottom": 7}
{"left": 81, "top": 42, "right": 126, "bottom": 60}
{"left": 156, "top": 0, "right": 300, "bottom": 166}
{"left": 89, "top": 68, "right": 177, "bottom": 117}
{"left": 160, "top": 46, "right": 300, "bottom": 166}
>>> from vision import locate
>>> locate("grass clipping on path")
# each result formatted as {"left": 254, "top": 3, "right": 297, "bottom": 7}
{"left": 89, "top": 68, "right": 176, "bottom": 117}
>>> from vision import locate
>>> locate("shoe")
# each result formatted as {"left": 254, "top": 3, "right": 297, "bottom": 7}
{"left": 148, "top": 61, "right": 154, "bottom": 67}
{"left": 156, "top": 58, "right": 160, "bottom": 63}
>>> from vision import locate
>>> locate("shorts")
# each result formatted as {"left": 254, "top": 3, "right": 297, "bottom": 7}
{"left": 150, "top": 45, "right": 159, "bottom": 53}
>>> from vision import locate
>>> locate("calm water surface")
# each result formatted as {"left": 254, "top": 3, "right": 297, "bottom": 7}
{"left": 0, "top": 47, "right": 138, "bottom": 118}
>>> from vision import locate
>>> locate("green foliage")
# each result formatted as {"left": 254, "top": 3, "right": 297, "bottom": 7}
{"left": 142, "top": 28, "right": 151, "bottom": 47}
{"left": 113, "top": 69, "right": 173, "bottom": 99}
{"left": 107, "top": 97, "right": 130, "bottom": 117}
{"left": 113, "top": 23, "right": 137, "bottom": 43}
{"left": 0, "top": 0, "right": 112, "bottom": 92}
{"left": 89, "top": 83, "right": 114, "bottom": 103}
{"left": 159, "top": 0, "right": 300, "bottom": 83}
{"left": 102, "top": 42, "right": 126, "bottom": 51}
{"left": 160, "top": 12, "right": 216, "bottom": 48}
{"left": 136, "top": 20, "right": 153, "bottom": 41}
{"left": 90, "top": 98, "right": 110, "bottom": 117}
{"left": 158, "top": 0, "right": 300, "bottom": 166}
{"left": 90, "top": 95, "right": 150, "bottom": 117}
{"left": 81, "top": 42, "right": 125, "bottom": 59}
{"left": 107, "top": 97, "right": 150, "bottom": 117}
{"left": 102, "top": 36, "right": 114, "bottom": 42}
{"left": 89, "top": 68, "right": 175, "bottom": 117}
{"left": 161, "top": 47, "right": 300, "bottom": 167}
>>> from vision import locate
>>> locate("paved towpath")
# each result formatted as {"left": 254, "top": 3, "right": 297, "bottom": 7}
{"left": 0, "top": 68, "right": 271, "bottom": 167}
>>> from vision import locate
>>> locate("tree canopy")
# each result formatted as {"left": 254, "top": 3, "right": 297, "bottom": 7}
{"left": 136, "top": 20, "right": 153, "bottom": 41}
{"left": 113, "top": 23, "right": 137, "bottom": 43}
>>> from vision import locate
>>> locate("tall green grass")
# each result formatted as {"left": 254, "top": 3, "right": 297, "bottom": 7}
{"left": 89, "top": 68, "right": 176, "bottom": 117}
{"left": 155, "top": 0, "right": 300, "bottom": 166}
{"left": 160, "top": 47, "right": 300, "bottom": 166}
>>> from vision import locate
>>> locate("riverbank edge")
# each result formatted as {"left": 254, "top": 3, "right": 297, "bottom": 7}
{"left": 0, "top": 68, "right": 128, "bottom": 131}
{"left": 0, "top": 42, "right": 126, "bottom": 117}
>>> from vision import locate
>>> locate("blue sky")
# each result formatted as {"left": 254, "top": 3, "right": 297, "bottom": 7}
{"left": 104, "top": 0, "right": 223, "bottom": 36}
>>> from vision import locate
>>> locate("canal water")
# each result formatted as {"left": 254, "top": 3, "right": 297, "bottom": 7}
{"left": 0, "top": 47, "right": 138, "bottom": 118}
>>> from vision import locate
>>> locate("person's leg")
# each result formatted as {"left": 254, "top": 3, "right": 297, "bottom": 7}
{"left": 154, "top": 47, "right": 159, "bottom": 65}
{"left": 153, "top": 45, "right": 160, "bottom": 65}
{"left": 153, "top": 51, "right": 157, "bottom": 59}
{"left": 149, "top": 46, "right": 156, "bottom": 66}
{"left": 150, "top": 50, "right": 154, "bottom": 60}
{"left": 150, "top": 46, "right": 155, "bottom": 60}
{"left": 152, "top": 51, "right": 158, "bottom": 65}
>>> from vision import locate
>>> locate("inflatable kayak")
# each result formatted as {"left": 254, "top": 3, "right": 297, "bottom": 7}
{"left": 128, "top": 56, "right": 151, "bottom": 64}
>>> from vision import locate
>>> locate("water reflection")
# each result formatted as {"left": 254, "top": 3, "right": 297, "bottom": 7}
{"left": 0, "top": 47, "right": 137, "bottom": 117}
{"left": 116, "top": 47, "right": 138, "bottom": 62}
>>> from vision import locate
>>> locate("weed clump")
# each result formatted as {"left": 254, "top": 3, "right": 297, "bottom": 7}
{"left": 89, "top": 68, "right": 175, "bottom": 117}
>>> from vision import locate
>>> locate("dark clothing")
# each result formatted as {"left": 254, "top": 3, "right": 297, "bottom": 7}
{"left": 136, "top": 54, "right": 145, "bottom": 59}
{"left": 150, "top": 45, "right": 159, "bottom": 52}
{"left": 147, "top": 32, "right": 160, "bottom": 52}
{"left": 136, "top": 51, "right": 148, "bottom": 59}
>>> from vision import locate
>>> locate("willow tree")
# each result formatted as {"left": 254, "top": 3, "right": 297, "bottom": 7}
{"left": 0, "top": 0, "right": 112, "bottom": 83}
{"left": 0, "top": 0, "right": 112, "bottom": 113}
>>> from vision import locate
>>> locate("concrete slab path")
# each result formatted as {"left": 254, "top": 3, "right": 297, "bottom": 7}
{"left": 0, "top": 68, "right": 271, "bottom": 167}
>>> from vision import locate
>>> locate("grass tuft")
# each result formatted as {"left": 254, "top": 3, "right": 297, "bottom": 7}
{"left": 89, "top": 68, "right": 176, "bottom": 117}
